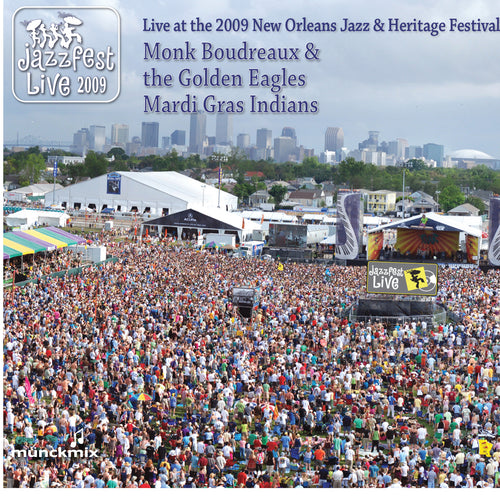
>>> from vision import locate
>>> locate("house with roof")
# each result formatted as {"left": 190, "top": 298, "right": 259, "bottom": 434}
{"left": 244, "top": 171, "right": 265, "bottom": 181}
{"left": 288, "top": 189, "right": 331, "bottom": 208}
{"left": 395, "top": 191, "right": 439, "bottom": 215}
{"left": 248, "top": 190, "right": 271, "bottom": 207}
{"left": 366, "top": 190, "right": 397, "bottom": 214}
{"left": 448, "top": 203, "right": 480, "bottom": 217}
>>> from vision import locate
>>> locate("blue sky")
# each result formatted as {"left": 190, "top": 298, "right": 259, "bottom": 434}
{"left": 4, "top": 0, "right": 500, "bottom": 158}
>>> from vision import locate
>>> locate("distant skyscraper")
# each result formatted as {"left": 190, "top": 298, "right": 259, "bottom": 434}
{"left": 359, "top": 131, "right": 379, "bottom": 151}
{"left": 256, "top": 128, "right": 272, "bottom": 149}
{"left": 281, "top": 127, "right": 297, "bottom": 141}
{"left": 388, "top": 138, "right": 408, "bottom": 161}
{"left": 189, "top": 112, "right": 206, "bottom": 154}
{"left": 407, "top": 145, "right": 423, "bottom": 158}
{"left": 423, "top": 143, "right": 444, "bottom": 167}
{"left": 141, "top": 122, "right": 159, "bottom": 148}
{"left": 324, "top": 127, "right": 344, "bottom": 153}
{"left": 72, "top": 128, "right": 89, "bottom": 155}
{"left": 215, "top": 113, "right": 233, "bottom": 145}
{"left": 111, "top": 124, "right": 129, "bottom": 146}
{"left": 162, "top": 136, "right": 170, "bottom": 148}
{"left": 89, "top": 125, "right": 106, "bottom": 152}
{"left": 171, "top": 130, "right": 186, "bottom": 146}
{"left": 274, "top": 136, "right": 297, "bottom": 163}
{"left": 237, "top": 133, "right": 250, "bottom": 149}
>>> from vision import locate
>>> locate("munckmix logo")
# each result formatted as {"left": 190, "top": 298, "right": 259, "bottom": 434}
{"left": 12, "top": 6, "right": 120, "bottom": 103}
{"left": 13, "top": 447, "right": 100, "bottom": 459}
{"left": 12, "top": 430, "right": 100, "bottom": 460}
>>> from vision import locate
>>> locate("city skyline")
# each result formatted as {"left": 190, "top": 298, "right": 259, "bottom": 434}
{"left": 9, "top": 117, "right": 499, "bottom": 168}
{"left": 4, "top": 0, "right": 500, "bottom": 158}
{"left": 5, "top": 112, "right": 500, "bottom": 162}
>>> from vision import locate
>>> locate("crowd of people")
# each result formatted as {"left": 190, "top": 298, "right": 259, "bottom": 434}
{"left": 3, "top": 238, "right": 500, "bottom": 488}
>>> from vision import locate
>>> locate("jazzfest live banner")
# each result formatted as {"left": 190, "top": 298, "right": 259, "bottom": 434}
{"left": 395, "top": 228, "right": 459, "bottom": 257}
{"left": 367, "top": 231, "right": 383, "bottom": 260}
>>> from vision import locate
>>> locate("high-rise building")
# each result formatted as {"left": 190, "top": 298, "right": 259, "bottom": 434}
{"left": 359, "top": 131, "right": 379, "bottom": 151}
{"left": 274, "top": 136, "right": 297, "bottom": 163}
{"left": 423, "top": 143, "right": 444, "bottom": 167}
{"left": 215, "top": 113, "right": 233, "bottom": 145}
{"left": 324, "top": 127, "right": 344, "bottom": 155}
{"left": 141, "top": 122, "right": 159, "bottom": 148}
{"left": 388, "top": 138, "right": 408, "bottom": 161}
{"left": 281, "top": 127, "right": 297, "bottom": 140}
{"left": 237, "top": 133, "right": 250, "bottom": 149}
{"left": 71, "top": 128, "right": 89, "bottom": 155}
{"left": 256, "top": 128, "right": 272, "bottom": 149}
{"left": 189, "top": 112, "right": 206, "bottom": 154}
{"left": 162, "top": 136, "right": 170, "bottom": 148}
{"left": 171, "top": 130, "right": 186, "bottom": 146}
{"left": 111, "top": 124, "right": 129, "bottom": 146}
{"left": 89, "top": 125, "right": 106, "bottom": 152}
{"left": 406, "top": 145, "right": 423, "bottom": 158}
{"left": 126, "top": 136, "right": 141, "bottom": 156}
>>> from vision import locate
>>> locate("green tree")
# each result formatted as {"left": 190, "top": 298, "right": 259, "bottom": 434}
{"left": 232, "top": 182, "right": 256, "bottom": 203}
{"left": 337, "top": 157, "right": 368, "bottom": 188}
{"left": 19, "top": 153, "right": 46, "bottom": 186}
{"left": 106, "top": 147, "right": 128, "bottom": 161}
{"left": 465, "top": 196, "right": 486, "bottom": 213}
{"left": 439, "top": 184, "right": 465, "bottom": 212}
{"left": 109, "top": 159, "right": 129, "bottom": 172}
{"left": 269, "top": 184, "right": 288, "bottom": 206}
{"left": 59, "top": 161, "right": 86, "bottom": 184}
{"left": 84, "top": 151, "right": 108, "bottom": 178}
{"left": 405, "top": 158, "right": 427, "bottom": 171}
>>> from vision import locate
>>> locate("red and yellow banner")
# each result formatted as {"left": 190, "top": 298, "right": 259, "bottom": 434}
{"left": 466, "top": 234, "right": 479, "bottom": 263}
{"left": 367, "top": 232, "right": 384, "bottom": 260}
{"left": 395, "top": 228, "right": 459, "bottom": 257}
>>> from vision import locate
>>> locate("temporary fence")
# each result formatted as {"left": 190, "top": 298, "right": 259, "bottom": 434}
{"left": 4, "top": 257, "right": 119, "bottom": 289}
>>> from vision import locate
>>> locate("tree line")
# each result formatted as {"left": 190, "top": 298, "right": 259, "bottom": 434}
{"left": 4, "top": 146, "right": 499, "bottom": 212}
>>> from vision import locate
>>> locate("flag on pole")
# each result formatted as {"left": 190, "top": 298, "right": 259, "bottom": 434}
{"left": 25, "top": 377, "right": 35, "bottom": 405}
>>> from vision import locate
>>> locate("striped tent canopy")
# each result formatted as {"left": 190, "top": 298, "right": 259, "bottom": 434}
{"left": 3, "top": 227, "right": 86, "bottom": 260}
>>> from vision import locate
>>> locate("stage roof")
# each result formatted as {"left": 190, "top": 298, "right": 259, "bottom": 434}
{"left": 367, "top": 212, "right": 482, "bottom": 237}
{"left": 143, "top": 207, "right": 261, "bottom": 233}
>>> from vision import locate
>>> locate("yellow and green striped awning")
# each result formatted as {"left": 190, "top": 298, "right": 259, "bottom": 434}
{"left": 3, "top": 226, "right": 86, "bottom": 260}
{"left": 24, "top": 229, "right": 67, "bottom": 249}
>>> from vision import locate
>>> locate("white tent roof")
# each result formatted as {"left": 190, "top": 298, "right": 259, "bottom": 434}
{"left": 239, "top": 210, "right": 298, "bottom": 222}
{"left": 5, "top": 209, "right": 69, "bottom": 227}
{"left": 120, "top": 172, "right": 236, "bottom": 207}
{"left": 189, "top": 205, "right": 261, "bottom": 233}
{"left": 367, "top": 212, "right": 482, "bottom": 237}
{"left": 301, "top": 214, "right": 326, "bottom": 221}
{"left": 7, "top": 183, "right": 63, "bottom": 196}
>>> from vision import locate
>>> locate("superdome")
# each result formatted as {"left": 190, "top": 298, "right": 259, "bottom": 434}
{"left": 451, "top": 149, "right": 495, "bottom": 160}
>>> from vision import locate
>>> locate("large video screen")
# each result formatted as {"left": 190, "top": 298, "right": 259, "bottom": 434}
{"left": 268, "top": 223, "right": 307, "bottom": 248}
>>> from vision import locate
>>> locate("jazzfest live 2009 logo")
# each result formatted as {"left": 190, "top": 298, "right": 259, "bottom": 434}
{"left": 12, "top": 6, "right": 120, "bottom": 103}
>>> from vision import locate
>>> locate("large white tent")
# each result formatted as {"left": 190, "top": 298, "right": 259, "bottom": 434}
{"left": 5, "top": 209, "right": 69, "bottom": 229}
{"left": 4, "top": 183, "right": 63, "bottom": 203}
{"left": 51, "top": 171, "right": 238, "bottom": 215}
